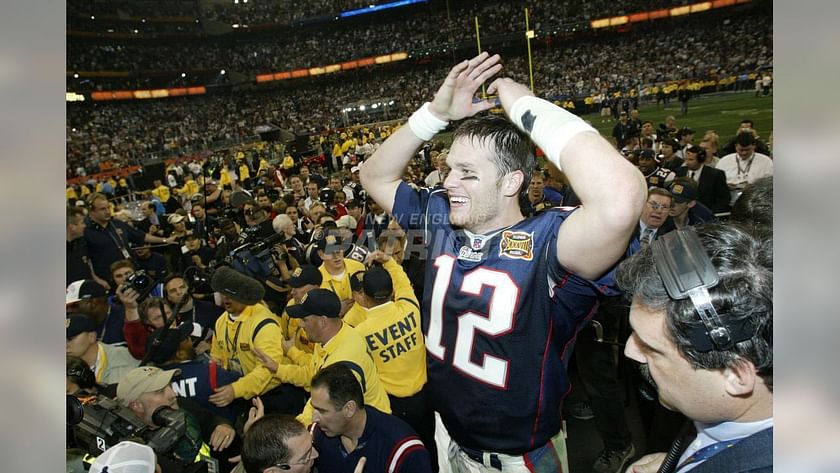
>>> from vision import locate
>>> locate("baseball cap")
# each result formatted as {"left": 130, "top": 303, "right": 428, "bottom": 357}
{"left": 288, "top": 265, "right": 323, "bottom": 288}
{"left": 335, "top": 215, "right": 357, "bottom": 230}
{"left": 286, "top": 288, "right": 340, "bottom": 319}
{"left": 66, "top": 314, "right": 97, "bottom": 339}
{"left": 66, "top": 280, "right": 107, "bottom": 304}
{"left": 144, "top": 324, "right": 193, "bottom": 364}
{"left": 218, "top": 217, "right": 236, "bottom": 229}
{"left": 668, "top": 181, "right": 698, "bottom": 203}
{"left": 637, "top": 148, "right": 656, "bottom": 161}
{"left": 350, "top": 270, "right": 365, "bottom": 293}
{"left": 361, "top": 266, "right": 393, "bottom": 300}
{"left": 316, "top": 233, "right": 350, "bottom": 253}
{"left": 167, "top": 213, "right": 185, "bottom": 224}
{"left": 350, "top": 165, "right": 360, "bottom": 173}
{"left": 117, "top": 366, "right": 181, "bottom": 407}
{"left": 89, "top": 441, "right": 157, "bottom": 473}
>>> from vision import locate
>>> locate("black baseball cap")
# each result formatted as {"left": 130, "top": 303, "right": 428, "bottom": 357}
{"left": 350, "top": 270, "right": 365, "bottom": 293}
{"left": 286, "top": 288, "right": 340, "bottom": 319}
{"left": 288, "top": 265, "right": 323, "bottom": 288}
{"left": 637, "top": 148, "right": 656, "bottom": 161}
{"left": 361, "top": 266, "right": 393, "bottom": 300}
{"left": 66, "top": 314, "right": 97, "bottom": 339}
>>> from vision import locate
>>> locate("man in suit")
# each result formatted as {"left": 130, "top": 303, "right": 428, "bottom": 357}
{"left": 675, "top": 145, "right": 730, "bottom": 213}
{"left": 618, "top": 224, "right": 773, "bottom": 473}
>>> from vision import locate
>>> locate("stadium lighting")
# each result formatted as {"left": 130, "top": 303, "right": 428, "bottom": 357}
{"left": 220, "top": 69, "right": 226, "bottom": 75}
{"left": 90, "top": 15, "right": 95, "bottom": 20}
{"left": 73, "top": 73, "right": 79, "bottom": 79}
{"left": 133, "top": 29, "right": 139, "bottom": 34}
{"left": 232, "top": 24, "right": 240, "bottom": 28}
{"left": 359, "top": 105, "right": 366, "bottom": 111}
{"left": 181, "top": 72, "right": 186, "bottom": 78}
{"left": 371, "top": 103, "right": 378, "bottom": 109}
{"left": 141, "top": 18, "right": 146, "bottom": 23}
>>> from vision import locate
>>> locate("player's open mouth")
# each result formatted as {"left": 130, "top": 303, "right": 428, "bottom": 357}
{"left": 449, "top": 196, "right": 469, "bottom": 207}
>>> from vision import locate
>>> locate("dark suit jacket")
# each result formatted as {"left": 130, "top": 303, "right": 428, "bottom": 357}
{"left": 687, "top": 427, "right": 772, "bottom": 473}
{"left": 675, "top": 165, "right": 730, "bottom": 213}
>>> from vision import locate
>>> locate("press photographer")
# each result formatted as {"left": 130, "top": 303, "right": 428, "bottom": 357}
{"left": 116, "top": 366, "right": 239, "bottom": 472}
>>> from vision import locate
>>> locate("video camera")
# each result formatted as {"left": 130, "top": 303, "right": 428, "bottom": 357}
{"left": 67, "top": 394, "right": 185, "bottom": 457}
{"left": 227, "top": 231, "right": 286, "bottom": 279}
{"left": 124, "top": 270, "right": 155, "bottom": 302}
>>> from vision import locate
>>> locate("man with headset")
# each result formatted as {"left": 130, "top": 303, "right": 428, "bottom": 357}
{"left": 617, "top": 224, "right": 772, "bottom": 473}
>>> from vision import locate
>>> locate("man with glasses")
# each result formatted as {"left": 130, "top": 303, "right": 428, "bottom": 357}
{"left": 635, "top": 188, "right": 674, "bottom": 251}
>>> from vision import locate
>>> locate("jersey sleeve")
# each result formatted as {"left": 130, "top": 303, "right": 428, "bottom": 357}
{"left": 383, "top": 258, "right": 418, "bottom": 307}
{"left": 544, "top": 208, "right": 620, "bottom": 299}
{"left": 391, "top": 181, "right": 432, "bottom": 231}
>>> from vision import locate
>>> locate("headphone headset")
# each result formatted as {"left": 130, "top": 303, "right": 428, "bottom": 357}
{"left": 651, "top": 228, "right": 757, "bottom": 352}
{"left": 66, "top": 358, "right": 97, "bottom": 390}
{"left": 162, "top": 274, "right": 190, "bottom": 302}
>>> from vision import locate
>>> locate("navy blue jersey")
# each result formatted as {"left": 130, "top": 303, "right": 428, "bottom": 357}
{"left": 314, "top": 407, "right": 431, "bottom": 473}
{"left": 166, "top": 359, "right": 242, "bottom": 423}
{"left": 392, "top": 183, "right": 613, "bottom": 454}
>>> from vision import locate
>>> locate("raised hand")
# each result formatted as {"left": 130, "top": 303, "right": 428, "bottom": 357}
{"left": 428, "top": 52, "right": 503, "bottom": 122}
{"left": 486, "top": 77, "right": 535, "bottom": 114}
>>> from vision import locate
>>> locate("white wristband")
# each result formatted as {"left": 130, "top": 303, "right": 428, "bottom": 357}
{"left": 408, "top": 102, "right": 449, "bottom": 141}
{"left": 509, "top": 95, "right": 596, "bottom": 170}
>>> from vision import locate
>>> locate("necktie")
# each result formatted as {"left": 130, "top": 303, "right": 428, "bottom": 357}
{"left": 640, "top": 228, "right": 654, "bottom": 247}
{"left": 676, "top": 438, "right": 746, "bottom": 472}
{"left": 689, "top": 171, "right": 695, "bottom": 181}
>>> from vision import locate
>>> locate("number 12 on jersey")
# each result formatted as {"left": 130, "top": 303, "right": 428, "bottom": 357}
{"left": 426, "top": 254, "right": 519, "bottom": 388}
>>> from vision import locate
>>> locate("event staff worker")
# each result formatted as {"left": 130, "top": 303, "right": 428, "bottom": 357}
{"left": 360, "top": 52, "right": 645, "bottom": 472}
{"left": 316, "top": 233, "right": 367, "bottom": 317}
{"left": 84, "top": 192, "right": 178, "bottom": 282}
{"left": 619, "top": 224, "right": 772, "bottom": 473}
{"left": 311, "top": 364, "right": 433, "bottom": 473}
{"left": 116, "top": 366, "right": 239, "bottom": 473}
{"left": 348, "top": 252, "right": 436, "bottom": 469}
{"left": 207, "top": 267, "right": 287, "bottom": 412}
{"left": 253, "top": 288, "right": 391, "bottom": 427}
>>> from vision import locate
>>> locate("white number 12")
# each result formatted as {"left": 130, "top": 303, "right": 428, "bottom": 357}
{"left": 426, "top": 255, "right": 518, "bottom": 388}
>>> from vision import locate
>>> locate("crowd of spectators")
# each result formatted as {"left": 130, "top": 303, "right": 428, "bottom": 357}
{"left": 67, "top": 7, "right": 771, "bottom": 174}
{"left": 67, "top": 0, "right": 705, "bottom": 73}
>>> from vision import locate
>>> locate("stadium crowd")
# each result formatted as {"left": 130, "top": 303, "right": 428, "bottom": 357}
{"left": 67, "top": 7, "right": 771, "bottom": 176}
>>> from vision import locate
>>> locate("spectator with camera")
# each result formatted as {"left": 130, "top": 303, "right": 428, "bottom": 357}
{"left": 116, "top": 366, "right": 239, "bottom": 473}
{"left": 67, "top": 278, "right": 127, "bottom": 345}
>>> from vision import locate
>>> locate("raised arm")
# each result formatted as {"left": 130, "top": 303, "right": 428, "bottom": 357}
{"left": 360, "top": 52, "right": 502, "bottom": 213}
{"left": 488, "top": 78, "right": 647, "bottom": 280}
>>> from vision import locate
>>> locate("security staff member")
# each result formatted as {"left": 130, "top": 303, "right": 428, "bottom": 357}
{"left": 208, "top": 267, "right": 305, "bottom": 416}
{"left": 253, "top": 288, "right": 391, "bottom": 426}
{"left": 350, "top": 252, "right": 437, "bottom": 471}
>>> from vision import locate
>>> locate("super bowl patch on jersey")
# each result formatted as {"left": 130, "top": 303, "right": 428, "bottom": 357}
{"left": 499, "top": 231, "right": 534, "bottom": 261}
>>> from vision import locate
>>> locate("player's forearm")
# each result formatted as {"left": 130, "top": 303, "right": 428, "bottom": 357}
{"left": 360, "top": 125, "right": 424, "bottom": 213}
{"left": 509, "top": 96, "right": 645, "bottom": 229}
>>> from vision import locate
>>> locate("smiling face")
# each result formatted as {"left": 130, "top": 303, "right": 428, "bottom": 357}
{"left": 443, "top": 137, "right": 508, "bottom": 233}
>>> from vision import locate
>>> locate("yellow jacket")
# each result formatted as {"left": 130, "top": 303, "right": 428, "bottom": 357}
{"left": 278, "top": 322, "right": 391, "bottom": 426}
{"left": 211, "top": 303, "right": 284, "bottom": 399}
{"left": 320, "top": 259, "right": 366, "bottom": 302}
{"left": 178, "top": 178, "right": 199, "bottom": 197}
{"left": 352, "top": 259, "right": 426, "bottom": 397}
{"left": 279, "top": 299, "right": 316, "bottom": 356}
{"left": 151, "top": 184, "right": 170, "bottom": 203}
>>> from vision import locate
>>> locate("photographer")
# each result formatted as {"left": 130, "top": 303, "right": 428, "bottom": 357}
{"left": 116, "top": 366, "right": 239, "bottom": 473}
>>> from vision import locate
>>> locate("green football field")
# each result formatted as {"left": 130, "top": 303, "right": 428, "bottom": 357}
{"left": 587, "top": 91, "right": 774, "bottom": 143}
